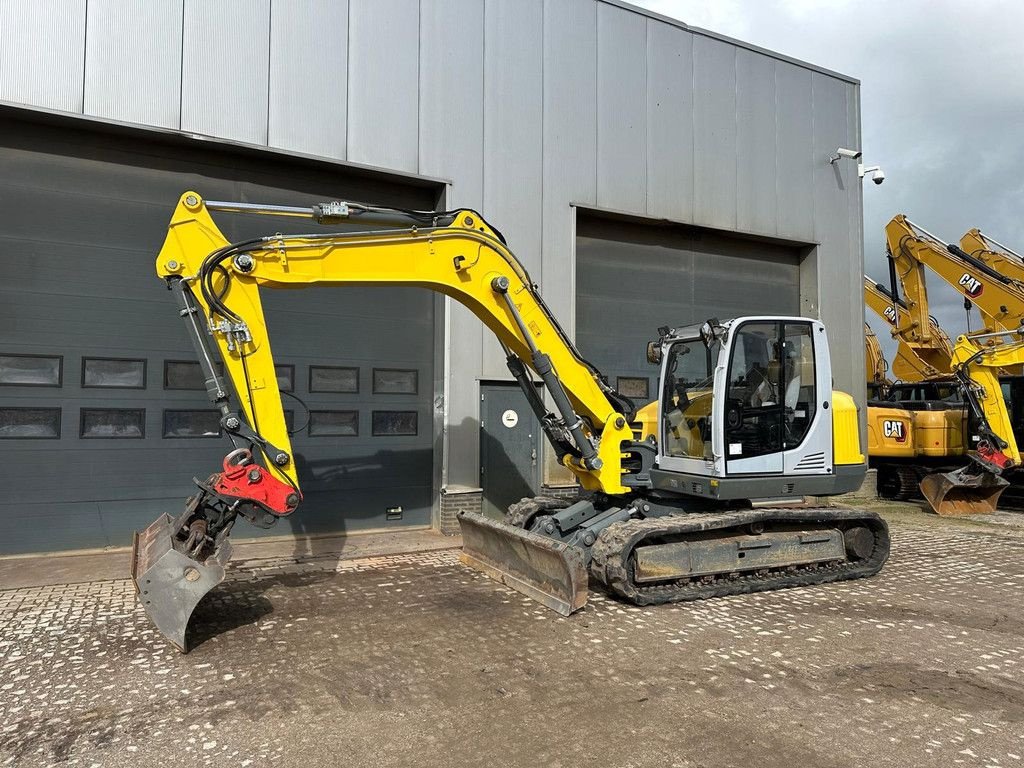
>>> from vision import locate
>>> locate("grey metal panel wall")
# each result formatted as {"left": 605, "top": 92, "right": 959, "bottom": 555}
{"left": 692, "top": 35, "right": 737, "bottom": 231}
{"left": 0, "top": 0, "right": 86, "bottom": 112}
{"left": 542, "top": 0, "right": 599, "bottom": 340}
{"left": 736, "top": 49, "right": 777, "bottom": 235}
{"left": 268, "top": 0, "right": 348, "bottom": 160}
{"left": 774, "top": 62, "right": 815, "bottom": 241}
{"left": 347, "top": 0, "right": 419, "bottom": 173}
{"left": 181, "top": 0, "right": 270, "bottom": 144}
{"left": 84, "top": 0, "right": 182, "bottom": 129}
{"left": 596, "top": 3, "right": 647, "bottom": 212}
{"left": 576, "top": 215, "right": 801, "bottom": 392}
{"left": 811, "top": 72, "right": 859, "bottom": 410}
{"left": 481, "top": 0, "right": 544, "bottom": 377}
{"left": 419, "top": 0, "right": 486, "bottom": 488}
{"left": 645, "top": 19, "right": 693, "bottom": 222}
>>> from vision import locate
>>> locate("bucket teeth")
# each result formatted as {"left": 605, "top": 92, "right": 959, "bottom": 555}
{"left": 457, "top": 512, "right": 589, "bottom": 615}
{"left": 131, "top": 514, "right": 232, "bottom": 652}
{"left": 920, "top": 467, "right": 1009, "bottom": 516}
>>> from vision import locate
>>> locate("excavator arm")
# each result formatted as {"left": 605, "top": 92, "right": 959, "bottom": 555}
{"left": 960, "top": 228, "right": 1024, "bottom": 284}
{"left": 155, "top": 192, "right": 636, "bottom": 497}
{"left": 917, "top": 331, "right": 1023, "bottom": 516}
{"left": 887, "top": 215, "right": 1024, "bottom": 339}
{"left": 863, "top": 322, "right": 890, "bottom": 396}
{"left": 133, "top": 191, "right": 642, "bottom": 649}
{"left": 863, "top": 275, "right": 953, "bottom": 381}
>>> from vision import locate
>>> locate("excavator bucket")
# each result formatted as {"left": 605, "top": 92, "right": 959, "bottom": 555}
{"left": 131, "top": 514, "right": 232, "bottom": 652}
{"left": 920, "top": 466, "right": 1009, "bottom": 516}
{"left": 457, "top": 512, "right": 589, "bottom": 615}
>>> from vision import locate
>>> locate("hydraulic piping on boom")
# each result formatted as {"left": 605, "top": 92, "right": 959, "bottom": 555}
{"left": 132, "top": 191, "right": 890, "bottom": 651}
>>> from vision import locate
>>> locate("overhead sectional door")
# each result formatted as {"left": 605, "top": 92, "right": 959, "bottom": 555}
{"left": 575, "top": 213, "right": 803, "bottom": 405}
{"left": 0, "top": 112, "right": 439, "bottom": 554}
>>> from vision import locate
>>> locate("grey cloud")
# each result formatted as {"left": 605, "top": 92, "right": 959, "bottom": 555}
{"left": 636, "top": 0, "right": 1024, "bottom": 365}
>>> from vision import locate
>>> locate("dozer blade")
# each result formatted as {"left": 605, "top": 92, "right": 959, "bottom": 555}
{"left": 131, "top": 514, "right": 232, "bottom": 652}
{"left": 457, "top": 511, "right": 588, "bottom": 615}
{"left": 920, "top": 466, "right": 1009, "bottom": 516}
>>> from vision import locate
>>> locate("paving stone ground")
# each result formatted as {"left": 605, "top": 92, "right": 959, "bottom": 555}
{"left": 3, "top": 506, "right": 1024, "bottom": 767}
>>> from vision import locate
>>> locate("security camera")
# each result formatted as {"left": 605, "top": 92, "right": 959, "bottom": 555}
{"left": 858, "top": 164, "right": 885, "bottom": 185}
{"left": 830, "top": 147, "right": 862, "bottom": 163}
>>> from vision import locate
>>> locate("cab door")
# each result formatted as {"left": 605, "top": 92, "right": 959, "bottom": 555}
{"left": 721, "top": 320, "right": 821, "bottom": 476}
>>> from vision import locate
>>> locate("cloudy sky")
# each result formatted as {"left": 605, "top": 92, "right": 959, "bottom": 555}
{"left": 634, "top": 0, "right": 1024, "bottom": 358}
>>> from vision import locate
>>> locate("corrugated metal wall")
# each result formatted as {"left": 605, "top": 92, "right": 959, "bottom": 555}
{"left": 0, "top": 0, "right": 865, "bottom": 492}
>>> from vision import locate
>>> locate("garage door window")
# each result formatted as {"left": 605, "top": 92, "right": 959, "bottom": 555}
{"left": 165, "top": 360, "right": 222, "bottom": 390}
{"left": 310, "top": 366, "right": 359, "bottom": 393}
{"left": 0, "top": 407, "right": 61, "bottom": 438}
{"left": 373, "top": 411, "right": 417, "bottom": 436}
{"left": 276, "top": 365, "right": 295, "bottom": 392}
{"left": 373, "top": 369, "right": 418, "bottom": 394}
{"left": 81, "top": 408, "right": 145, "bottom": 439}
{"left": 163, "top": 410, "right": 222, "bottom": 438}
{"left": 0, "top": 354, "right": 62, "bottom": 387}
{"left": 309, "top": 410, "right": 358, "bottom": 436}
{"left": 82, "top": 358, "right": 146, "bottom": 388}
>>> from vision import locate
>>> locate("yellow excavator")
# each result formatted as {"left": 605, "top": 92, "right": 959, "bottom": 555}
{"left": 132, "top": 191, "right": 890, "bottom": 651}
{"left": 918, "top": 329, "right": 1024, "bottom": 514}
{"left": 864, "top": 322, "right": 890, "bottom": 399}
{"left": 862, "top": 266, "right": 967, "bottom": 502}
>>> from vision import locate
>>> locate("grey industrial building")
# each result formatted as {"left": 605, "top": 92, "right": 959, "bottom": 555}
{"left": 0, "top": 0, "right": 865, "bottom": 555}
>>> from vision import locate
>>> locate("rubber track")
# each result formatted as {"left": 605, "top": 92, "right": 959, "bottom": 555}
{"left": 504, "top": 496, "right": 572, "bottom": 529}
{"left": 589, "top": 507, "right": 890, "bottom": 605}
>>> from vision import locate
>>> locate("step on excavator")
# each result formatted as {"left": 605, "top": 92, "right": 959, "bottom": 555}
{"left": 132, "top": 192, "right": 890, "bottom": 651}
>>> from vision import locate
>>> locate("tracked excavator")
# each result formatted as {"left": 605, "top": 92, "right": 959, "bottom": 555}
{"left": 132, "top": 192, "right": 889, "bottom": 651}
{"left": 862, "top": 254, "right": 968, "bottom": 501}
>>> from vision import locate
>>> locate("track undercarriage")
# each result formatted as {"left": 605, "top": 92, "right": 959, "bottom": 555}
{"left": 459, "top": 495, "right": 889, "bottom": 612}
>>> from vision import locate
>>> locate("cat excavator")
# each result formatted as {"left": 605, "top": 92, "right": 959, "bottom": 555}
{"left": 132, "top": 191, "right": 889, "bottom": 651}
{"left": 864, "top": 322, "right": 890, "bottom": 399}
{"left": 862, "top": 266, "right": 966, "bottom": 503}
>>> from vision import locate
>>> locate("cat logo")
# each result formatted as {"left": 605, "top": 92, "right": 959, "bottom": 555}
{"left": 958, "top": 273, "right": 984, "bottom": 298}
{"left": 883, "top": 305, "right": 897, "bottom": 324}
{"left": 882, "top": 419, "right": 907, "bottom": 442}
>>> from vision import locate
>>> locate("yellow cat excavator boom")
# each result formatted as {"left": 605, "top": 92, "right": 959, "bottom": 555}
{"left": 133, "top": 192, "right": 889, "bottom": 651}
{"left": 887, "top": 215, "right": 1024, "bottom": 339}
{"left": 863, "top": 274, "right": 953, "bottom": 381}
{"left": 960, "top": 228, "right": 1024, "bottom": 284}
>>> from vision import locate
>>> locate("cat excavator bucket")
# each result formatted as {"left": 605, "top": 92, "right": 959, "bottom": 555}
{"left": 920, "top": 465, "right": 1009, "bottom": 516}
{"left": 457, "top": 512, "right": 589, "bottom": 615}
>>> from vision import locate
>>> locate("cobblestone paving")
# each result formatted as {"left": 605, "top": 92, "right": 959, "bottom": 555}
{"left": 3, "top": 518, "right": 1024, "bottom": 767}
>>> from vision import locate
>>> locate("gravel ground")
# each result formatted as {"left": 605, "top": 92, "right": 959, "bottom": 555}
{"left": 3, "top": 504, "right": 1024, "bottom": 768}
